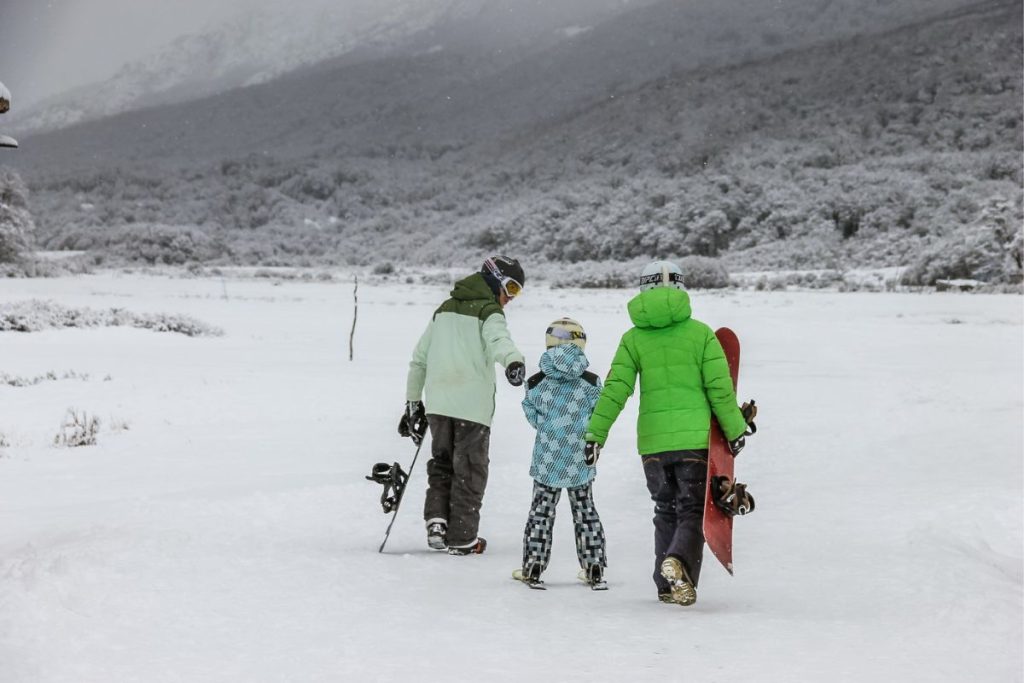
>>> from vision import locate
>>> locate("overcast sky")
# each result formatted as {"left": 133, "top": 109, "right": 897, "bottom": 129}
{"left": 0, "top": 0, "right": 363, "bottom": 107}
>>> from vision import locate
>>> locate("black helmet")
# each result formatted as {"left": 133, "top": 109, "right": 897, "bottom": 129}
{"left": 481, "top": 255, "right": 525, "bottom": 298}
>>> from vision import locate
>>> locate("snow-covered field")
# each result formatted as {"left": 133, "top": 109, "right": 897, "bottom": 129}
{"left": 1, "top": 272, "right": 1021, "bottom": 682}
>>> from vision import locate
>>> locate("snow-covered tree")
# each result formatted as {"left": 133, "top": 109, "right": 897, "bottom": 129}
{"left": 0, "top": 169, "right": 35, "bottom": 263}
{"left": 902, "top": 195, "right": 1024, "bottom": 285}
{"left": 0, "top": 79, "right": 17, "bottom": 149}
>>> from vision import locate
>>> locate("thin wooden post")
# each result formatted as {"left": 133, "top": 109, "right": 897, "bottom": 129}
{"left": 349, "top": 275, "right": 358, "bottom": 361}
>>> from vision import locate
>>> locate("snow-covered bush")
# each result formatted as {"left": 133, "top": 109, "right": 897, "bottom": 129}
{"left": 54, "top": 409, "right": 100, "bottom": 447}
{"left": 108, "top": 224, "right": 222, "bottom": 265}
{"left": 754, "top": 275, "right": 789, "bottom": 291}
{"left": 0, "top": 300, "right": 223, "bottom": 337}
{"left": 901, "top": 232, "right": 997, "bottom": 286}
{"left": 548, "top": 256, "right": 731, "bottom": 289}
{"left": 0, "top": 253, "right": 94, "bottom": 278}
{"left": 1, "top": 370, "right": 90, "bottom": 387}
{"left": 550, "top": 261, "right": 631, "bottom": 289}
{"left": 748, "top": 270, "right": 863, "bottom": 291}
{"left": 679, "top": 256, "right": 731, "bottom": 289}
{"left": 133, "top": 310, "right": 225, "bottom": 336}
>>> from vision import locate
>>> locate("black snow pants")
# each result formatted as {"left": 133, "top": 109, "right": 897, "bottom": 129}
{"left": 642, "top": 450, "right": 708, "bottom": 594}
{"left": 423, "top": 415, "right": 491, "bottom": 547}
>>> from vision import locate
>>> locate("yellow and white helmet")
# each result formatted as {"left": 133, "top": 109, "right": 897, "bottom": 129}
{"left": 545, "top": 317, "right": 586, "bottom": 350}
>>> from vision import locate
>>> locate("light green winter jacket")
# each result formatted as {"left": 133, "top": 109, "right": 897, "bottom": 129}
{"left": 584, "top": 287, "right": 748, "bottom": 455}
{"left": 406, "top": 273, "right": 524, "bottom": 427}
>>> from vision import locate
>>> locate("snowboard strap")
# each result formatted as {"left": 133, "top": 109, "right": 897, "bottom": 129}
{"left": 366, "top": 462, "right": 409, "bottom": 513}
{"left": 741, "top": 400, "right": 757, "bottom": 435}
{"left": 711, "top": 476, "right": 755, "bottom": 517}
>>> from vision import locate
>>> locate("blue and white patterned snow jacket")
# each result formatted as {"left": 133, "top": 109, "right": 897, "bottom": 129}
{"left": 522, "top": 344, "right": 603, "bottom": 489}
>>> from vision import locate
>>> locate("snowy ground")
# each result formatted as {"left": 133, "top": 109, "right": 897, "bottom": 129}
{"left": 1, "top": 272, "right": 1021, "bottom": 682}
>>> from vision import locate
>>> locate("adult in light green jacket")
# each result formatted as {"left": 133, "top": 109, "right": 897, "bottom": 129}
{"left": 583, "top": 260, "right": 755, "bottom": 606}
{"left": 402, "top": 256, "right": 527, "bottom": 555}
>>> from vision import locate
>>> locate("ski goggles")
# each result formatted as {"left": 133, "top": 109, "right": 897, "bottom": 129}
{"left": 546, "top": 326, "right": 586, "bottom": 343}
{"left": 484, "top": 258, "right": 523, "bottom": 299}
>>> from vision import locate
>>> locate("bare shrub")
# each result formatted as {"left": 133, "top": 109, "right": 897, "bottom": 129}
{"left": 54, "top": 409, "right": 100, "bottom": 447}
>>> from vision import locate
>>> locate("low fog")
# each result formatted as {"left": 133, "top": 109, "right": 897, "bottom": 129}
{"left": 0, "top": 0, "right": 459, "bottom": 106}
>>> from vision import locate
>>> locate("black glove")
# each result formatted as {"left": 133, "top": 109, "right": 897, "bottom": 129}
{"left": 584, "top": 441, "right": 601, "bottom": 467}
{"left": 398, "top": 400, "right": 427, "bottom": 446}
{"left": 505, "top": 361, "right": 526, "bottom": 387}
{"left": 728, "top": 434, "right": 745, "bottom": 457}
{"left": 741, "top": 399, "right": 757, "bottom": 435}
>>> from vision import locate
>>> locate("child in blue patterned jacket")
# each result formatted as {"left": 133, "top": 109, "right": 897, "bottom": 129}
{"left": 515, "top": 318, "right": 608, "bottom": 590}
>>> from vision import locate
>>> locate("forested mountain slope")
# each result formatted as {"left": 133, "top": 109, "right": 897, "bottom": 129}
{"left": 9, "top": 0, "right": 1020, "bottom": 284}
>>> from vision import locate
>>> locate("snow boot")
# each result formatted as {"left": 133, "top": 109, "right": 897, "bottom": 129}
{"left": 426, "top": 521, "right": 447, "bottom": 550}
{"left": 513, "top": 563, "right": 545, "bottom": 589}
{"left": 448, "top": 537, "right": 487, "bottom": 556}
{"left": 577, "top": 564, "right": 608, "bottom": 591}
{"left": 660, "top": 556, "right": 697, "bottom": 606}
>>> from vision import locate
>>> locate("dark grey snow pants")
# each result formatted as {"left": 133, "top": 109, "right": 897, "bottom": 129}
{"left": 642, "top": 450, "right": 708, "bottom": 594}
{"left": 423, "top": 415, "right": 491, "bottom": 547}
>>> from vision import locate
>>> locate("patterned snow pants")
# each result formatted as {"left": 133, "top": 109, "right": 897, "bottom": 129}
{"left": 522, "top": 480, "right": 606, "bottom": 574}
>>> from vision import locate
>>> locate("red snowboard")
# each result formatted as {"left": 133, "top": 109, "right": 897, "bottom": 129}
{"left": 703, "top": 327, "right": 741, "bottom": 575}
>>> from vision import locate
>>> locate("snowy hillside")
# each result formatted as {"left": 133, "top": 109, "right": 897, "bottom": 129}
{"left": 0, "top": 272, "right": 1021, "bottom": 681}
{"left": 10, "top": 0, "right": 1021, "bottom": 285}
{"left": 6, "top": 0, "right": 643, "bottom": 136}
{"left": 11, "top": 0, "right": 985, "bottom": 154}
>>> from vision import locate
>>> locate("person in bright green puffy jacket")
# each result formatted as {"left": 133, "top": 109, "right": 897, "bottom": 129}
{"left": 583, "top": 260, "right": 755, "bottom": 607}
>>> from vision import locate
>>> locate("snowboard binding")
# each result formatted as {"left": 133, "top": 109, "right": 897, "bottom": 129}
{"left": 711, "top": 476, "right": 755, "bottom": 517}
{"left": 366, "top": 462, "right": 409, "bottom": 514}
{"left": 741, "top": 399, "right": 758, "bottom": 435}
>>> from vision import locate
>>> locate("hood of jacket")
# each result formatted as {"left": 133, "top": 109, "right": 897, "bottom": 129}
{"left": 539, "top": 343, "right": 590, "bottom": 380}
{"left": 627, "top": 287, "right": 692, "bottom": 329}
{"left": 450, "top": 272, "right": 499, "bottom": 303}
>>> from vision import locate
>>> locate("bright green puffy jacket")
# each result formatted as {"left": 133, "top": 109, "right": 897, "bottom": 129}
{"left": 584, "top": 287, "right": 747, "bottom": 455}
{"left": 406, "top": 273, "right": 524, "bottom": 427}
